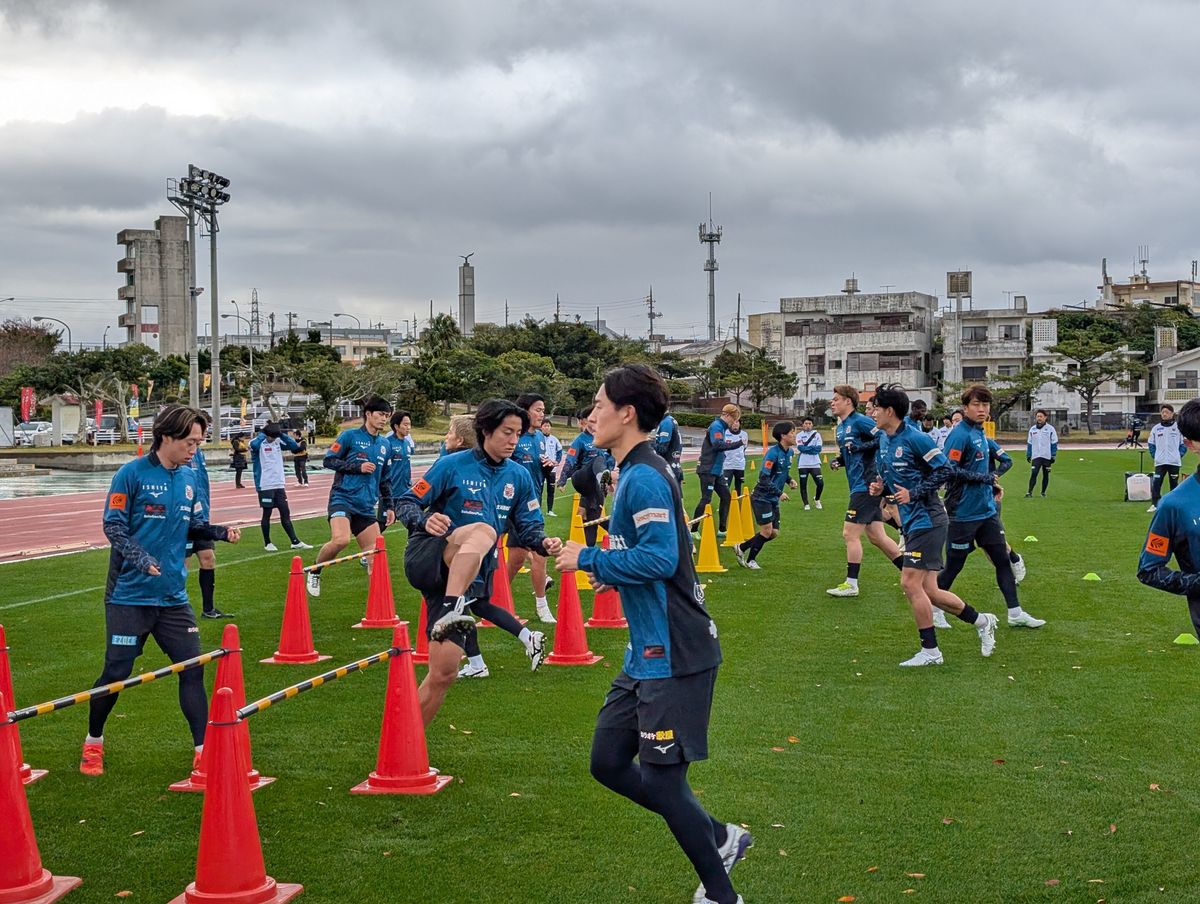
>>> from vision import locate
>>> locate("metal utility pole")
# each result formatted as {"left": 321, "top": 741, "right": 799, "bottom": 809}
{"left": 555, "top": 294, "right": 561, "bottom": 323}
{"left": 250, "top": 288, "right": 261, "bottom": 337}
{"left": 699, "top": 196, "right": 722, "bottom": 341}
{"left": 596, "top": 306, "right": 601, "bottom": 332}
{"left": 645, "top": 286, "right": 661, "bottom": 344}
{"left": 505, "top": 300, "right": 509, "bottom": 327}
{"left": 735, "top": 292, "right": 742, "bottom": 350}
{"left": 268, "top": 312, "right": 276, "bottom": 346}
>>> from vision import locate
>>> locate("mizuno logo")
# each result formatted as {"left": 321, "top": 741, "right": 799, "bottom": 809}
{"left": 466, "top": 487, "right": 482, "bottom": 495}
{"left": 653, "top": 743, "right": 675, "bottom": 754}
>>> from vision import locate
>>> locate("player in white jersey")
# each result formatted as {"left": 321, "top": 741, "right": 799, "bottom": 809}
{"left": 793, "top": 417, "right": 824, "bottom": 510}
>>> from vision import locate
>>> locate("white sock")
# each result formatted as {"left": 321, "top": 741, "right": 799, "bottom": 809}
{"left": 846, "top": 577, "right": 859, "bottom": 588}
{"left": 194, "top": 744, "right": 203, "bottom": 753}
{"left": 468, "top": 655, "right": 486, "bottom": 670}
{"left": 1007, "top": 607, "right": 1023, "bottom": 617}
{"left": 536, "top": 596, "right": 549, "bottom": 609}
{"left": 518, "top": 628, "right": 532, "bottom": 644}
{"left": 85, "top": 734, "right": 103, "bottom": 746}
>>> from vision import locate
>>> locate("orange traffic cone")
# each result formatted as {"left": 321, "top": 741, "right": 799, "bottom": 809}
{"left": 354, "top": 536, "right": 400, "bottom": 629}
{"left": 169, "top": 689, "right": 302, "bottom": 904}
{"left": 0, "top": 626, "right": 46, "bottom": 785}
{"left": 586, "top": 586, "right": 627, "bottom": 629}
{"left": 481, "top": 539, "right": 526, "bottom": 628}
{"left": 412, "top": 599, "right": 430, "bottom": 665}
{"left": 351, "top": 624, "right": 452, "bottom": 795}
{"left": 0, "top": 690, "right": 80, "bottom": 904}
{"left": 262, "top": 558, "right": 331, "bottom": 665}
{"left": 545, "top": 572, "right": 603, "bottom": 666}
{"left": 172, "top": 625, "right": 274, "bottom": 794}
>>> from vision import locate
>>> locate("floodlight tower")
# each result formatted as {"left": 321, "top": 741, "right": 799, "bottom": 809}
{"left": 699, "top": 201, "right": 722, "bottom": 342}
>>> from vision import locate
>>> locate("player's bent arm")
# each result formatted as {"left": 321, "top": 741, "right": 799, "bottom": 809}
{"left": 910, "top": 464, "right": 956, "bottom": 500}
{"left": 1137, "top": 564, "right": 1200, "bottom": 597}
{"left": 994, "top": 452, "right": 1013, "bottom": 477}
{"left": 102, "top": 519, "right": 157, "bottom": 573}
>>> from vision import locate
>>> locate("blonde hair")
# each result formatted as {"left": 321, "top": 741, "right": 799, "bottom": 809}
{"left": 448, "top": 415, "right": 476, "bottom": 449}
{"left": 721, "top": 404, "right": 741, "bottom": 418}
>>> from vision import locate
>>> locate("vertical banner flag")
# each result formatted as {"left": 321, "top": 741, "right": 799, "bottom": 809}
{"left": 146, "top": 379, "right": 155, "bottom": 402}
{"left": 178, "top": 377, "right": 187, "bottom": 395}
{"left": 128, "top": 384, "right": 140, "bottom": 419}
{"left": 20, "top": 386, "right": 34, "bottom": 422}
{"left": 240, "top": 397, "right": 247, "bottom": 419}
{"left": 203, "top": 374, "right": 211, "bottom": 393}
{"left": 94, "top": 400, "right": 103, "bottom": 445}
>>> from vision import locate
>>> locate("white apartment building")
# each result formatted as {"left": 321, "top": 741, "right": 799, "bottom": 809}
{"left": 749, "top": 285, "right": 938, "bottom": 413}
{"left": 1148, "top": 327, "right": 1200, "bottom": 408}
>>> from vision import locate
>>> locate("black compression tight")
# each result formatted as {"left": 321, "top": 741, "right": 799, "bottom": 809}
{"left": 261, "top": 501, "right": 300, "bottom": 545}
{"left": 937, "top": 543, "right": 1020, "bottom": 609}
{"left": 591, "top": 728, "right": 736, "bottom": 904}
{"left": 462, "top": 601, "right": 526, "bottom": 657}
{"left": 89, "top": 658, "right": 207, "bottom": 746}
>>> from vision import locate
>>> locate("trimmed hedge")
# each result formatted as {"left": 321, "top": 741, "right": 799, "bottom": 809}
{"left": 673, "top": 411, "right": 764, "bottom": 430}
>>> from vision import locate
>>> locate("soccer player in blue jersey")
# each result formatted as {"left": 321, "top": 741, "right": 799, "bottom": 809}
{"left": 827, "top": 384, "right": 904, "bottom": 597}
{"left": 1138, "top": 399, "right": 1200, "bottom": 637}
{"left": 735, "top": 421, "right": 797, "bottom": 570}
{"left": 306, "top": 396, "right": 393, "bottom": 597}
{"left": 506, "top": 392, "right": 557, "bottom": 622}
{"left": 378, "top": 409, "right": 414, "bottom": 532}
{"left": 868, "top": 385, "right": 999, "bottom": 667}
{"left": 81, "top": 406, "right": 242, "bottom": 776}
{"left": 654, "top": 409, "right": 685, "bottom": 484}
{"left": 938, "top": 385, "right": 1045, "bottom": 628}
{"left": 184, "top": 433, "right": 231, "bottom": 619}
{"left": 558, "top": 405, "right": 617, "bottom": 547}
{"left": 692, "top": 404, "right": 744, "bottom": 536}
{"left": 987, "top": 436, "right": 1027, "bottom": 583}
{"left": 397, "top": 399, "right": 558, "bottom": 725}
{"left": 555, "top": 364, "right": 748, "bottom": 904}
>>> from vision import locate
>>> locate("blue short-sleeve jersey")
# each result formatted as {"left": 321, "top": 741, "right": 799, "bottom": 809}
{"left": 942, "top": 419, "right": 996, "bottom": 522}
{"left": 835, "top": 411, "right": 880, "bottom": 495}
{"left": 577, "top": 443, "right": 721, "bottom": 679}
{"left": 874, "top": 423, "right": 950, "bottom": 535}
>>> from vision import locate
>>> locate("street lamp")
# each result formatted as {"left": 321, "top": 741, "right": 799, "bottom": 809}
{"left": 334, "top": 312, "right": 361, "bottom": 330}
{"left": 103, "top": 325, "right": 110, "bottom": 350}
{"left": 0, "top": 297, "right": 14, "bottom": 303}
{"left": 34, "top": 316, "right": 72, "bottom": 352}
{"left": 334, "top": 312, "right": 360, "bottom": 360}
{"left": 220, "top": 313, "right": 253, "bottom": 371}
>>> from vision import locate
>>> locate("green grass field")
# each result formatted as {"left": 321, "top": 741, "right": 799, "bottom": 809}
{"left": 1, "top": 450, "right": 1196, "bottom": 903}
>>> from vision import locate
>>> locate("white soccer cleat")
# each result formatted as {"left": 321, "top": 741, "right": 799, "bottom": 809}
{"left": 693, "top": 824, "right": 753, "bottom": 904}
{"left": 457, "top": 663, "right": 490, "bottom": 679}
{"left": 826, "top": 582, "right": 859, "bottom": 597}
{"left": 1147, "top": 505, "right": 1157, "bottom": 513}
{"left": 746, "top": 560, "right": 762, "bottom": 570}
{"left": 932, "top": 608, "right": 952, "bottom": 629}
{"left": 291, "top": 540, "right": 313, "bottom": 550}
{"left": 524, "top": 630, "right": 547, "bottom": 670}
{"left": 536, "top": 603, "right": 557, "bottom": 624}
{"left": 734, "top": 545, "right": 749, "bottom": 568}
{"left": 1008, "top": 610, "right": 1046, "bottom": 628}
{"left": 1011, "top": 554, "right": 1026, "bottom": 583}
{"left": 305, "top": 573, "right": 321, "bottom": 598}
{"left": 804, "top": 504, "right": 811, "bottom": 511}
{"left": 977, "top": 613, "right": 999, "bottom": 657}
{"left": 264, "top": 543, "right": 278, "bottom": 552}
{"left": 814, "top": 500, "right": 823, "bottom": 510}
{"left": 430, "top": 596, "right": 476, "bottom": 641}
{"left": 899, "top": 648, "right": 944, "bottom": 667}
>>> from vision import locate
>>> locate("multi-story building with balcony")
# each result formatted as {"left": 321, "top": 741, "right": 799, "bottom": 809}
{"left": 941, "top": 296, "right": 1031, "bottom": 386}
{"left": 749, "top": 285, "right": 938, "bottom": 412}
{"left": 116, "top": 215, "right": 190, "bottom": 355}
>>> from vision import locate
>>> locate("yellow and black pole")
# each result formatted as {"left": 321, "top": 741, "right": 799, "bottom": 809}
{"left": 5, "top": 647, "right": 229, "bottom": 724}
{"left": 237, "top": 645, "right": 406, "bottom": 720}
{"left": 302, "top": 547, "right": 381, "bottom": 574}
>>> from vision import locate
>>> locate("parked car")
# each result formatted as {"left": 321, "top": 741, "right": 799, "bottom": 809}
{"left": 15, "top": 421, "right": 53, "bottom": 446}
{"left": 92, "top": 415, "right": 140, "bottom": 444}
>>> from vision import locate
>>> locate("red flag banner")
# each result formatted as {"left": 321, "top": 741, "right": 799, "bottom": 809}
{"left": 20, "top": 386, "right": 34, "bottom": 422}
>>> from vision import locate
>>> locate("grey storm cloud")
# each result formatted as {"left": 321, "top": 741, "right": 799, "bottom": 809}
{"left": 2, "top": 0, "right": 1200, "bottom": 340}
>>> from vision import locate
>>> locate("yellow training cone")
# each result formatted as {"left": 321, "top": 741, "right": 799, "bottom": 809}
{"left": 739, "top": 489, "right": 755, "bottom": 541}
{"left": 1174, "top": 633, "right": 1199, "bottom": 646}
{"left": 1083, "top": 572, "right": 1102, "bottom": 582}
{"left": 722, "top": 497, "right": 745, "bottom": 548}
{"left": 695, "top": 505, "right": 727, "bottom": 574}
{"left": 569, "top": 495, "right": 586, "bottom": 546}
{"left": 748, "top": 458, "right": 756, "bottom": 471}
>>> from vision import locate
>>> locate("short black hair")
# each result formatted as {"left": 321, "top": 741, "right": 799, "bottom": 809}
{"left": 390, "top": 410, "right": 411, "bottom": 429}
{"left": 772, "top": 420, "right": 795, "bottom": 442}
{"left": 516, "top": 393, "right": 545, "bottom": 411}
{"left": 1035, "top": 408, "right": 1049, "bottom": 418}
{"left": 578, "top": 404, "right": 595, "bottom": 420}
{"left": 601, "top": 363, "right": 668, "bottom": 432}
{"left": 363, "top": 395, "right": 393, "bottom": 414}
{"left": 801, "top": 416, "right": 814, "bottom": 425}
{"left": 1161, "top": 403, "right": 1176, "bottom": 414}
{"left": 874, "top": 383, "right": 910, "bottom": 421}
{"left": 910, "top": 399, "right": 928, "bottom": 418}
{"left": 474, "top": 399, "right": 530, "bottom": 449}
{"left": 152, "top": 404, "right": 209, "bottom": 451}
{"left": 1177, "top": 399, "right": 1200, "bottom": 441}
{"left": 961, "top": 384, "right": 992, "bottom": 406}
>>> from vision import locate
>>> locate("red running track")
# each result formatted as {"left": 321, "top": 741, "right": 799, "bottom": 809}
{"left": 0, "top": 449, "right": 711, "bottom": 565}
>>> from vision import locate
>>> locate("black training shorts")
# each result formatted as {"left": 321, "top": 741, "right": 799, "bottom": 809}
{"left": 845, "top": 490, "right": 884, "bottom": 525}
{"left": 186, "top": 538, "right": 215, "bottom": 554}
{"left": 103, "top": 603, "right": 200, "bottom": 665}
{"left": 259, "top": 487, "right": 288, "bottom": 509}
{"left": 327, "top": 503, "right": 376, "bottom": 537}
{"left": 902, "top": 523, "right": 947, "bottom": 571}
{"left": 595, "top": 668, "right": 718, "bottom": 765}
{"left": 947, "top": 515, "right": 1007, "bottom": 554}
{"left": 751, "top": 496, "right": 780, "bottom": 530}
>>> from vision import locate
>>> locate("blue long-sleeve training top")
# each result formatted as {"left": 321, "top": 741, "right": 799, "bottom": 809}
{"left": 696, "top": 418, "right": 743, "bottom": 476}
{"left": 512, "top": 430, "right": 546, "bottom": 492}
{"left": 323, "top": 426, "right": 390, "bottom": 517}
{"left": 577, "top": 442, "right": 722, "bottom": 680}
{"left": 396, "top": 448, "right": 548, "bottom": 599}
{"left": 834, "top": 411, "right": 880, "bottom": 495}
{"left": 751, "top": 443, "right": 794, "bottom": 503}
{"left": 103, "top": 452, "right": 229, "bottom": 606}
{"left": 558, "top": 429, "right": 615, "bottom": 488}
{"left": 1138, "top": 469, "right": 1200, "bottom": 598}
{"left": 941, "top": 418, "right": 1004, "bottom": 522}
{"left": 874, "top": 424, "right": 953, "bottom": 535}
{"left": 654, "top": 414, "right": 683, "bottom": 467}
{"left": 379, "top": 433, "right": 415, "bottom": 512}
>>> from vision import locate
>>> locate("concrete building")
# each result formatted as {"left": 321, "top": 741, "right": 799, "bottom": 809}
{"left": 660, "top": 337, "right": 759, "bottom": 367}
{"left": 1148, "top": 326, "right": 1200, "bottom": 408}
{"left": 279, "top": 325, "right": 392, "bottom": 365}
{"left": 1027, "top": 317, "right": 1143, "bottom": 429}
{"left": 941, "top": 295, "right": 1030, "bottom": 386}
{"left": 458, "top": 256, "right": 476, "bottom": 337}
{"left": 749, "top": 285, "right": 938, "bottom": 412}
{"left": 1098, "top": 258, "right": 1200, "bottom": 314}
{"left": 116, "top": 215, "right": 190, "bottom": 355}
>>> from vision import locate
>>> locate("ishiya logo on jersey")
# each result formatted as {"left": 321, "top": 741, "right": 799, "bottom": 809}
{"left": 143, "top": 482, "right": 169, "bottom": 499}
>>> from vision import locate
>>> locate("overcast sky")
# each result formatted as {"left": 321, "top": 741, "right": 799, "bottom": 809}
{"left": 2, "top": 0, "right": 1199, "bottom": 345}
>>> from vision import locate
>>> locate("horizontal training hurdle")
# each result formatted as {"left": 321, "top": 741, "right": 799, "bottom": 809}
{"left": 301, "top": 546, "right": 381, "bottom": 574}
{"left": 580, "top": 512, "right": 708, "bottom": 529}
{"left": 4, "top": 647, "right": 229, "bottom": 725}
{"left": 236, "top": 644, "right": 407, "bottom": 720}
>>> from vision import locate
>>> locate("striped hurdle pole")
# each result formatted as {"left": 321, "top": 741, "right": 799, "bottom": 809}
{"left": 5, "top": 647, "right": 229, "bottom": 725}
{"left": 236, "top": 645, "right": 406, "bottom": 720}
{"left": 301, "top": 547, "right": 382, "bottom": 574}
